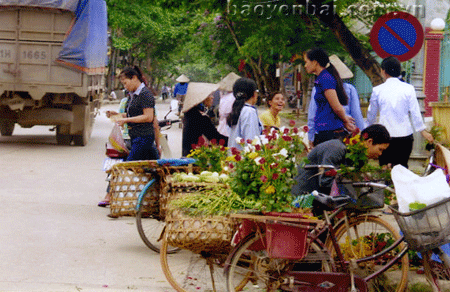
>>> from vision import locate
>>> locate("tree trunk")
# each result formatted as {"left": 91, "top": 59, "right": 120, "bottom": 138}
{"left": 313, "top": 10, "right": 384, "bottom": 86}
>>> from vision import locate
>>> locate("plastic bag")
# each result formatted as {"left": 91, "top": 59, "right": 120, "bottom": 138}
{"left": 108, "top": 124, "right": 129, "bottom": 154}
{"left": 392, "top": 165, "right": 450, "bottom": 213}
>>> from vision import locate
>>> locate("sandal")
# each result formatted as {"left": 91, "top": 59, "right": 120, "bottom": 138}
{"left": 98, "top": 201, "right": 110, "bottom": 207}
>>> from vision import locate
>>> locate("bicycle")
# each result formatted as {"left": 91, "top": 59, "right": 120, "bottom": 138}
{"left": 132, "top": 158, "right": 196, "bottom": 253}
{"left": 224, "top": 178, "right": 410, "bottom": 292}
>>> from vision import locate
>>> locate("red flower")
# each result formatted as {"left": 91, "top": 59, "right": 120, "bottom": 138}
{"left": 282, "top": 135, "right": 292, "bottom": 142}
{"left": 284, "top": 128, "right": 290, "bottom": 134}
{"left": 219, "top": 139, "right": 225, "bottom": 146}
{"left": 343, "top": 137, "right": 350, "bottom": 144}
{"left": 289, "top": 120, "right": 296, "bottom": 127}
{"left": 293, "top": 127, "right": 299, "bottom": 134}
{"left": 246, "top": 139, "right": 252, "bottom": 144}
{"left": 229, "top": 163, "right": 234, "bottom": 169}
{"left": 240, "top": 138, "right": 245, "bottom": 144}
{"left": 197, "top": 136, "right": 206, "bottom": 146}
{"left": 352, "top": 128, "right": 360, "bottom": 136}
{"left": 351, "top": 139, "right": 358, "bottom": 145}
{"left": 281, "top": 168, "right": 287, "bottom": 173}
{"left": 210, "top": 138, "right": 217, "bottom": 145}
{"left": 220, "top": 146, "right": 226, "bottom": 151}
{"left": 325, "top": 169, "right": 337, "bottom": 176}
{"left": 362, "top": 133, "right": 369, "bottom": 140}
{"left": 255, "top": 144, "right": 261, "bottom": 151}
{"left": 270, "top": 163, "right": 279, "bottom": 169}
{"left": 272, "top": 173, "right": 279, "bottom": 180}
{"left": 191, "top": 144, "right": 198, "bottom": 149}
{"left": 260, "top": 175, "right": 268, "bottom": 183}
{"left": 231, "top": 147, "right": 240, "bottom": 155}
{"left": 302, "top": 125, "right": 309, "bottom": 133}
{"left": 258, "top": 157, "right": 266, "bottom": 164}
{"left": 235, "top": 154, "right": 242, "bottom": 161}
{"left": 262, "top": 129, "right": 269, "bottom": 135}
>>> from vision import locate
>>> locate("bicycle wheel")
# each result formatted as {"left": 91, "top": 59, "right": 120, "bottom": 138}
{"left": 136, "top": 186, "right": 179, "bottom": 254}
{"left": 160, "top": 237, "right": 228, "bottom": 292}
{"left": 225, "top": 233, "right": 334, "bottom": 291}
{"left": 422, "top": 247, "right": 450, "bottom": 290}
{"left": 327, "top": 214, "right": 409, "bottom": 292}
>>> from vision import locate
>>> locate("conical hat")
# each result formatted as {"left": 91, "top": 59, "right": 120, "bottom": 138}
{"left": 218, "top": 72, "right": 241, "bottom": 92}
{"left": 176, "top": 74, "right": 190, "bottom": 83}
{"left": 329, "top": 55, "right": 354, "bottom": 79}
{"left": 182, "top": 82, "right": 220, "bottom": 113}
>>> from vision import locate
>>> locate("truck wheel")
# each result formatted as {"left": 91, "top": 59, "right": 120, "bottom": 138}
{"left": 56, "top": 125, "right": 72, "bottom": 145}
{"left": 73, "top": 129, "right": 88, "bottom": 146}
{"left": 0, "top": 120, "right": 15, "bottom": 136}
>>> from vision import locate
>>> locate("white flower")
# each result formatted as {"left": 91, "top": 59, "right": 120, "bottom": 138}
{"left": 252, "top": 136, "right": 261, "bottom": 145}
{"left": 259, "top": 135, "right": 269, "bottom": 145}
{"left": 278, "top": 148, "right": 288, "bottom": 157}
{"left": 279, "top": 126, "right": 286, "bottom": 134}
{"left": 235, "top": 137, "right": 243, "bottom": 144}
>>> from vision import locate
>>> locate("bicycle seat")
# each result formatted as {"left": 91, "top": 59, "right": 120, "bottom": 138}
{"left": 312, "top": 191, "right": 354, "bottom": 210}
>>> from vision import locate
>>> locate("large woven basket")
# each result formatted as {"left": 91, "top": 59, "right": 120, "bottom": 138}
{"left": 108, "top": 161, "right": 198, "bottom": 217}
{"left": 435, "top": 144, "right": 450, "bottom": 179}
{"left": 164, "top": 208, "right": 237, "bottom": 254}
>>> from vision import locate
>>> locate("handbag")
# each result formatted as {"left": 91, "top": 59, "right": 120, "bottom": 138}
{"left": 108, "top": 124, "right": 129, "bottom": 154}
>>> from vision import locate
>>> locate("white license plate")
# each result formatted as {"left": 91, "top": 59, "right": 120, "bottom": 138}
{"left": 102, "top": 157, "right": 123, "bottom": 171}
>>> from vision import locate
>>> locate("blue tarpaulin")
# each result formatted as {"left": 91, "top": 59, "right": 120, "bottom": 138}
{"left": 0, "top": 0, "right": 108, "bottom": 73}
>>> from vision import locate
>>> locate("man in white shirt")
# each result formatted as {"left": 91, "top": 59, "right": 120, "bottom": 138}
{"left": 367, "top": 56, "right": 433, "bottom": 168}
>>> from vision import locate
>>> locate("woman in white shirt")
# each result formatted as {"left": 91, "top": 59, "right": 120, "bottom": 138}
{"left": 367, "top": 56, "right": 433, "bottom": 168}
{"left": 227, "top": 78, "right": 263, "bottom": 150}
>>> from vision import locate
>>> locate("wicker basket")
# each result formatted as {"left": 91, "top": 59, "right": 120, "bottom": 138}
{"left": 434, "top": 144, "right": 450, "bottom": 179}
{"left": 108, "top": 160, "right": 198, "bottom": 217}
{"left": 164, "top": 208, "right": 237, "bottom": 254}
{"left": 390, "top": 197, "right": 450, "bottom": 252}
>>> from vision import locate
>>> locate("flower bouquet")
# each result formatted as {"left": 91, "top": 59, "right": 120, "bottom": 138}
{"left": 226, "top": 122, "right": 307, "bottom": 212}
{"left": 187, "top": 136, "right": 228, "bottom": 172}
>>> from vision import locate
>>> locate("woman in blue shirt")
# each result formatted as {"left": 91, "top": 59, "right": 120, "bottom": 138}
{"left": 227, "top": 78, "right": 263, "bottom": 150}
{"left": 304, "top": 48, "right": 356, "bottom": 146}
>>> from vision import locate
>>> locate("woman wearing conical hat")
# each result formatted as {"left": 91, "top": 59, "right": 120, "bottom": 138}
{"left": 173, "top": 74, "right": 190, "bottom": 115}
{"left": 181, "top": 82, "right": 228, "bottom": 157}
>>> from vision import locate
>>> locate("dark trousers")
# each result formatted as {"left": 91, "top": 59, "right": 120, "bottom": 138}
{"left": 313, "top": 128, "right": 348, "bottom": 146}
{"left": 379, "top": 134, "right": 414, "bottom": 168}
{"left": 127, "top": 135, "right": 159, "bottom": 161}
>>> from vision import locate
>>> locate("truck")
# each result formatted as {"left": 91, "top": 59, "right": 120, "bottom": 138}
{"left": 0, "top": 0, "right": 107, "bottom": 146}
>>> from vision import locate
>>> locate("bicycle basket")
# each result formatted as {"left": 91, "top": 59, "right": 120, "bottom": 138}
{"left": 389, "top": 197, "right": 450, "bottom": 252}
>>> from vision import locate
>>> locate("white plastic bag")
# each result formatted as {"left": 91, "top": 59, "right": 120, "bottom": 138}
{"left": 391, "top": 165, "right": 450, "bottom": 213}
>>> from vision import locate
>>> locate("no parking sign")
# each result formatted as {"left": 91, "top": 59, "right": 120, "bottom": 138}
{"left": 370, "top": 11, "right": 424, "bottom": 62}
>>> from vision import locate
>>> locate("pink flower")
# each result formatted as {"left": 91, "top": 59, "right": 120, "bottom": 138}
{"left": 289, "top": 120, "right": 296, "bottom": 127}
{"left": 281, "top": 168, "right": 287, "bottom": 173}
{"left": 231, "top": 147, "right": 240, "bottom": 155}
{"left": 260, "top": 175, "right": 268, "bottom": 183}
{"left": 272, "top": 173, "right": 279, "bottom": 180}
{"left": 240, "top": 138, "right": 245, "bottom": 144}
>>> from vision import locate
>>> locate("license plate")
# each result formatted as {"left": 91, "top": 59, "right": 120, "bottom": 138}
{"left": 103, "top": 157, "right": 123, "bottom": 171}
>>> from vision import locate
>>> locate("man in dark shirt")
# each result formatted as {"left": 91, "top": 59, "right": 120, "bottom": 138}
{"left": 291, "top": 124, "right": 390, "bottom": 196}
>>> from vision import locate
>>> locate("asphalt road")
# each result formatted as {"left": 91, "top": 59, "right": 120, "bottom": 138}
{"left": 0, "top": 98, "right": 180, "bottom": 292}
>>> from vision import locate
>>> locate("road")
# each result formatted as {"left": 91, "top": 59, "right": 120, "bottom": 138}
{"left": 0, "top": 98, "right": 180, "bottom": 292}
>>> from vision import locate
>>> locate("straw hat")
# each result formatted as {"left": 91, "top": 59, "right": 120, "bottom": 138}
{"left": 176, "top": 74, "right": 190, "bottom": 83}
{"left": 182, "top": 82, "right": 220, "bottom": 113}
{"left": 218, "top": 72, "right": 241, "bottom": 92}
{"left": 329, "top": 55, "right": 354, "bottom": 79}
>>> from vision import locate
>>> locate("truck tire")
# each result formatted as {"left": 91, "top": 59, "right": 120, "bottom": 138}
{"left": 0, "top": 120, "right": 14, "bottom": 136}
{"left": 56, "top": 125, "right": 72, "bottom": 145}
{"left": 72, "top": 104, "right": 92, "bottom": 146}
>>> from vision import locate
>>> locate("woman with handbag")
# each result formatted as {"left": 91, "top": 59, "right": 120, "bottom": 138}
{"left": 98, "top": 66, "right": 159, "bottom": 208}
